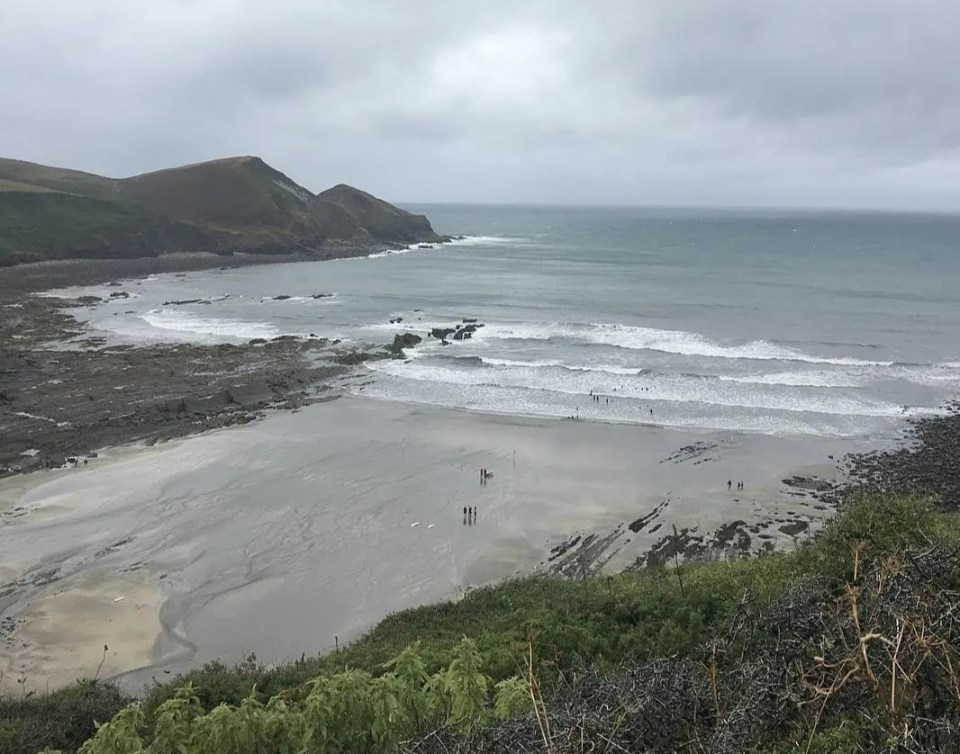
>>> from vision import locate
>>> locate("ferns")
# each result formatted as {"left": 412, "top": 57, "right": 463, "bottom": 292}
{"left": 67, "top": 640, "right": 529, "bottom": 754}
{"left": 441, "top": 638, "right": 489, "bottom": 732}
{"left": 77, "top": 705, "right": 144, "bottom": 754}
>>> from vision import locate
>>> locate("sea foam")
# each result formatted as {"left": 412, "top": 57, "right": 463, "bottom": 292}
{"left": 367, "top": 358, "right": 908, "bottom": 418}
{"left": 140, "top": 309, "right": 280, "bottom": 341}
{"left": 479, "top": 322, "right": 894, "bottom": 367}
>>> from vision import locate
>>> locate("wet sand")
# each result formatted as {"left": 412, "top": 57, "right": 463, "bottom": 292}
{"left": 0, "top": 569, "right": 161, "bottom": 695}
{"left": 0, "top": 396, "right": 858, "bottom": 693}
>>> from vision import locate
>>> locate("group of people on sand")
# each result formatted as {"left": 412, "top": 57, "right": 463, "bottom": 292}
{"left": 587, "top": 390, "right": 654, "bottom": 416}
{"left": 727, "top": 479, "right": 745, "bottom": 491}
{"left": 465, "top": 469, "right": 492, "bottom": 523}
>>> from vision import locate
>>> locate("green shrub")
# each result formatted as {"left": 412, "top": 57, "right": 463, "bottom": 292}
{"left": 0, "top": 681, "right": 128, "bottom": 754}
{"left": 70, "top": 641, "right": 522, "bottom": 754}
{"left": 796, "top": 493, "right": 939, "bottom": 578}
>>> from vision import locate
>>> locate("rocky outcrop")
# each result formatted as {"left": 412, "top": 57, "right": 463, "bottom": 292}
{"left": 428, "top": 321, "right": 485, "bottom": 343}
{"left": 387, "top": 332, "right": 423, "bottom": 356}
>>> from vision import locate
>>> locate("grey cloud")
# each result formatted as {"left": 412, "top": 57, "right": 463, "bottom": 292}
{"left": 1, "top": 0, "right": 958, "bottom": 208}
{"left": 573, "top": 1, "right": 960, "bottom": 163}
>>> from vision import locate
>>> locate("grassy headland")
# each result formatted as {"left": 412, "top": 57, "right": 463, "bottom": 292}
{"left": 0, "top": 155, "right": 444, "bottom": 265}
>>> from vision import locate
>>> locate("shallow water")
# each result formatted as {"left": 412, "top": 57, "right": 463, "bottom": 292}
{"left": 57, "top": 206, "right": 960, "bottom": 439}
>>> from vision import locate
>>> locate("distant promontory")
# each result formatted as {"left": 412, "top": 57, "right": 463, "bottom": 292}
{"left": 0, "top": 155, "right": 445, "bottom": 265}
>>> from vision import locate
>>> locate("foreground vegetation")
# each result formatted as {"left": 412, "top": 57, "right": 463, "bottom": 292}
{"left": 3, "top": 493, "right": 959, "bottom": 753}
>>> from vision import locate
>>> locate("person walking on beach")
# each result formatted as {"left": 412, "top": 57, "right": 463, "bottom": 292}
{"left": 727, "top": 479, "right": 732, "bottom": 491}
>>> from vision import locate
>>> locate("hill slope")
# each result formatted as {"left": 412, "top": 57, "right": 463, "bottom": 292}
{"left": 316, "top": 183, "right": 437, "bottom": 243}
{"left": 0, "top": 157, "right": 119, "bottom": 199}
{"left": 0, "top": 156, "right": 443, "bottom": 265}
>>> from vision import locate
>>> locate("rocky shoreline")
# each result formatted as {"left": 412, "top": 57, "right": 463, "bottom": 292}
{"left": 0, "top": 253, "right": 401, "bottom": 477}
{"left": 542, "top": 406, "right": 960, "bottom": 578}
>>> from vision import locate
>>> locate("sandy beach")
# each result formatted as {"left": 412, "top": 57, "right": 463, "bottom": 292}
{"left": 0, "top": 395, "right": 856, "bottom": 693}
{"left": 0, "top": 569, "right": 161, "bottom": 695}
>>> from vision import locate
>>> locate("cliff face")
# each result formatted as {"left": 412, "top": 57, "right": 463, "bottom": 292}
{"left": 0, "top": 156, "right": 443, "bottom": 265}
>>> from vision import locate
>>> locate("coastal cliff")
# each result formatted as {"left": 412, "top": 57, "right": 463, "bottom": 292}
{"left": 0, "top": 155, "right": 443, "bottom": 265}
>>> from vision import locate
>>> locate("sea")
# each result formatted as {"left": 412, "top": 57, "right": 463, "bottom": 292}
{"left": 61, "top": 205, "right": 960, "bottom": 441}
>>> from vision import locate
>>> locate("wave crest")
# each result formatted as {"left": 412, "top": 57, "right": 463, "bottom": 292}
{"left": 482, "top": 322, "right": 894, "bottom": 366}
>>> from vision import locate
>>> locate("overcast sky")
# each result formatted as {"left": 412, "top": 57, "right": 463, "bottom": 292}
{"left": 3, "top": 1, "right": 959, "bottom": 209}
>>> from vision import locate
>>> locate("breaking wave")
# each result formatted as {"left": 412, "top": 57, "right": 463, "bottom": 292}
{"left": 140, "top": 309, "right": 279, "bottom": 341}
{"left": 479, "top": 322, "right": 895, "bottom": 366}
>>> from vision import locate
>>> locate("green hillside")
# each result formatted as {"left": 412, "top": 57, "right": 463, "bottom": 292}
{"left": 0, "top": 157, "right": 119, "bottom": 199}
{"left": 0, "top": 156, "right": 442, "bottom": 265}
{"left": 317, "top": 183, "right": 437, "bottom": 242}
{"left": 0, "top": 191, "right": 215, "bottom": 265}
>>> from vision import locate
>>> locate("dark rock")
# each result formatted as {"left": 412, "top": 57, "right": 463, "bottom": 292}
{"left": 430, "top": 327, "right": 456, "bottom": 340}
{"left": 273, "top": 295, "right": 291, "bottom": 301}
{"left": 335, "top": 350, "right": 373, "bottom": 366}
{"left": 782, "top": 476, "right": 834, "bottom": 493}
{"left": 109, "top": 291, "right": 130, "bottom": 299}
{"left": 779, "top": 520, "right": 809, "bottom": 536}
{"left": 452, "top": 324, "right": 477, "bottom": 341}
{"left": 387, "top": 332, "right": 423, "bottom": 355}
